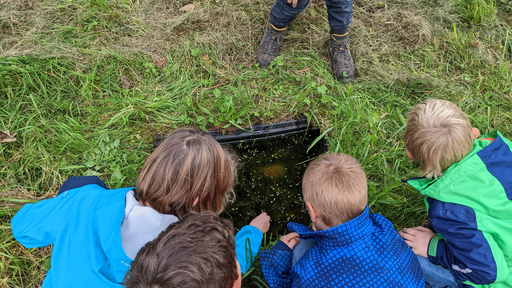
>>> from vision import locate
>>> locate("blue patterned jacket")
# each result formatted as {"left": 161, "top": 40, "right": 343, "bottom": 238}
{"left": 260, "top": 206, "right": 425, "bottom": 287}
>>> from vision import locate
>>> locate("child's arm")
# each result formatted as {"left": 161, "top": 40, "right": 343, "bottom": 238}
{"left": 259, "top": 233, "right": 299, "bottom": 288}
{"left": 235, "top": 225, "right": 263, "bottom": 274}
{"left": 427, "top": 202, "right": 509, "bottom": 285}
{"left": 235, "top": 212, "right": 270, "bottom": 273}
{"left": 11, "top": 195, "right": 69, "bottom": 248}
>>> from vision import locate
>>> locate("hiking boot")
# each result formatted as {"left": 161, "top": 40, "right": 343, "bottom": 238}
{"left": 257, "top": 22, "right": 287, "bottom": 68}
{"left": 328, "top": 32, "right": 355, "bottom": 83}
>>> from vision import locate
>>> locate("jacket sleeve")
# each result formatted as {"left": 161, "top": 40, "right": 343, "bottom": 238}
{"left": 11, "top": 195, "right": 69, "bottom": 248}
{"left": 259, "top": 241, "right": 293, "bottom": 288}
{"left": 235, "top": 225, "right": 263, "bottom": 274}
{"left": 427, "top": 200, "right": 508, "bottom": 285}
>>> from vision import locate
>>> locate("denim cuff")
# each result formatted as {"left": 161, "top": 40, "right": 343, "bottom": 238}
{"left": 330, "top": 26, "right": 349, "bottom": 35}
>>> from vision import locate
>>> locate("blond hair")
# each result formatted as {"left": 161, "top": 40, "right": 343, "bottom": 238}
{"left": 302, "top": 153, "right": 368, "bottom": 227}
{"left": 136, "top": 129, "right": 237, "bottom": 217}
{"left": 403, "top": 99, "right": 473, "bottom": 179}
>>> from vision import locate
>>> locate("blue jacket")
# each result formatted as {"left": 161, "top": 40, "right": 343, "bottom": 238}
{"left": 12, "top": 185, "right": 133, "bottom": 288}
{"left": 11, "top": 184, "right": 262, "bottom": 287}
{"left": 259, "top": 206, "right": 425, "bottom": 288}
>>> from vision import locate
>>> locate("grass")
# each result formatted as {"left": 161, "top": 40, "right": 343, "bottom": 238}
{"left": 1, "top": 0, "right": 511, "bottom": 286}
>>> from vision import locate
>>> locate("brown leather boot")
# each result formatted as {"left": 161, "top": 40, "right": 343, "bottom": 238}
{"left": 329, "top": 32, "right": 355, "bottom": 82}
{"left": 257, "top": 22, "right": 287, "bottom": 68}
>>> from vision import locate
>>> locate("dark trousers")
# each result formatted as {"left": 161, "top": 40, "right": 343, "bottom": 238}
{"left": 269, "top": 0, "right": 353, "bottom": 34}
{"left": 57, "top": 176, "right": 107, "bottom": 195}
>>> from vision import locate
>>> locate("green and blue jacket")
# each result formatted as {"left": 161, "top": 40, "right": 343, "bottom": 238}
{"left": 408, "top": 131, "right": 512, "bottom": 288}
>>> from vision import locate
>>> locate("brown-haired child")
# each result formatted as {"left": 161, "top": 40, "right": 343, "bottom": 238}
{"left": 124, "top": 211, "right": 242, "bottom": 288}
{"left": 260, "top": 153, "right": 425, "bottom": 287}
{"left": 11, "top": 129, "right": 269, "bottom": 288}
{"left": 399, "top": 99, "right": 512, "bottom": 287}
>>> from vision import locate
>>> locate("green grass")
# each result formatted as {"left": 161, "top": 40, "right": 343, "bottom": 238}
{"left": 1, "top": 0, "right": 512, "bottom": 286}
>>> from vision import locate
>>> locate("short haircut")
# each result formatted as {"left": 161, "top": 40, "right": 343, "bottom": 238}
{"left": 136, "top": 129, "right": 237, "bottom": 217}
{"left": 302, "top": 153, "right": 368, "bottom": 227}
{"left": 403, "top": 99, "right": 473, "bottom": 179}
{"left": 124, "top": 211, "right": 239, "bottom": 288}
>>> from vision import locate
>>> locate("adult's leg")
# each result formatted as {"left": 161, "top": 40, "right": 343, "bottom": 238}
{"left": 416, "top": 255, "right": 459, "bottom": 288}
{"left": 291, "top": 239, "right": 315, "bottom": 267}
{"left": 58, "top": 176, "right": 107, "bottom": 195}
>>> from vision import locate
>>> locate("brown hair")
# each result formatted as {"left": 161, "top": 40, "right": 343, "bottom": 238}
{"left": 302, "top": 153, "right": 368, "bottom": 227}
{"left": 123, "top": 211, "right": 239, "bottom": 288}
{"left": 403, "top": 99, "right": 473, "bottom": 179}
{"left": 136, "top": 129, "right": 236, "bottom": 217}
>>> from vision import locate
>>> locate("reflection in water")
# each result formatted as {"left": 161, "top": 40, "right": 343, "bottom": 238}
{"left": 261, "top": 164, "right": 287, "bottom": 179}
{"left": 220, "top": 130, "right": 324, "bottom": 234}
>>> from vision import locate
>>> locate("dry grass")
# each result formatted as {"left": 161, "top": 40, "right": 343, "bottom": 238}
{"left": 2, "top": 0, "right": 509, "bottom": 84}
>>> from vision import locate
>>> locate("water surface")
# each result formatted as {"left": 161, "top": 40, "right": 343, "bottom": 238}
{"left": 221, "top": 129, "right": 325, "bottom": 234}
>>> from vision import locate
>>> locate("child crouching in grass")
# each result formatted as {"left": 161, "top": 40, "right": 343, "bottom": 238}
{"left": 124, "top": 211, "right": 242, "bottom": 288}
{"left": 11, "top": 129, "right": 270, "bottom": 287}
{"left": 260, "top": 153, "right": 425, "bottom": 287}
{"left": 399, "top": 99, "right": 512, "bottom": 288}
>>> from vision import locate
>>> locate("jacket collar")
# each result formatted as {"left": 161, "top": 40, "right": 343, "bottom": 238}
{"left": 288, "top": 205, "right": 372, "bottom": 247}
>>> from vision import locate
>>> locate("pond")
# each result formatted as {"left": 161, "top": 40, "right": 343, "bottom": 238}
{"left": 218, "top": 125, "right": 326, "bottom": 235}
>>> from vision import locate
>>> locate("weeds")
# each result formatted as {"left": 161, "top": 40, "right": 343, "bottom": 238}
{"left": 455, "top": 0, "right": 497, "bottom": 24}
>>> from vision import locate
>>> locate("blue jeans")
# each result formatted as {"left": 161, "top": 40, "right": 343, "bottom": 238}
{"left": 269, "top": 0, "right": 353, "bottom": 34}
{"left": 417, "top": 255, "right": 458, "bottom": 288}
{"left": 57, "top": 176, "right": 107, "bottom": 195}
{"left": 291, "top": 239, "right": 315, "bottom": 267}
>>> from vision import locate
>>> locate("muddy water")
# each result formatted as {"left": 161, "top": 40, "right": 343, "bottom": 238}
{"left": 220, "top": 130, "right": 325, "bottom": 234}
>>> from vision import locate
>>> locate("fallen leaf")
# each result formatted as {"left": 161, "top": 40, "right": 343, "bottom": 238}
{"left": 0, "top": 131, "right": 17, "bottom": 143}
{"left": 10, "top": 16, "right": 20, "bottom": 24}
{"left": 179, "top": 3, "right": 195, "bottom": 12}
{"left": 121, "top": 77, "right": 132, "bottom": 89}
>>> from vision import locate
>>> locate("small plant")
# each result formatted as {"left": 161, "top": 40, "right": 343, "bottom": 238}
{"left": 79, "top": 135, "right": 147, "bottom": 188}
{"left": 83, "top": 136, "right": 126, "bottom": 186}
{"left": 455, "top": 0, "right": 497, "bottom": 24}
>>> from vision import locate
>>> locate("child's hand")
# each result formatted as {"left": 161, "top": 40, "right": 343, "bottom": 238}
{"left": 398, "top": 226, "right": 435, "bottom": 258}
{"left": 280, "top": 233, "right": 300, "bottom": 250}
{"left": 287, "top": 0, "right": 298, "bottom": 8}
{"left": 249, "top": 212, "right": 271, "bottom": 234}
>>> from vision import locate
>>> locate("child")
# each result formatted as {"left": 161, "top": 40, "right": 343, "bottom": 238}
{"left": 124, "top": 211, "right": 242, "bottom": 288}
{"left": 399, "top": 99, "right": 512, "bottom": 288}
{"left": 257, "top": 0, "right": 355, "bottom": 82}
{"left": 259, "top": 153, "right": 425, "bottom": 287}
{"left": 11, "top": 129, "right": 270, "bottom": 287}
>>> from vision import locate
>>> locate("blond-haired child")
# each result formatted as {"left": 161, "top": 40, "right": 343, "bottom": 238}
{"left": 399, "top": 99, "right": 512, "bottom": 287}
{"left": 260, "top": 153, "right": 425, "bottom": 287}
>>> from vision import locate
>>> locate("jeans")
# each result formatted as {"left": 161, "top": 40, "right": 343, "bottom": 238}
{"left": 291, "top": 239, "right": 315, "bottom": 267}
{"left": 269, "top": 0, "right": 353, "bottom": 34}
{"left": 57, "top": 176, "right": 107, "bottom": 195}
{"left": 417, "top": 255, "right": 459, "bottom": 288}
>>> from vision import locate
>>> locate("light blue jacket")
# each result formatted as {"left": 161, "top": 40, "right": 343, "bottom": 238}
{"left": 11, "top": 184, "right": 262, "bottom": 287}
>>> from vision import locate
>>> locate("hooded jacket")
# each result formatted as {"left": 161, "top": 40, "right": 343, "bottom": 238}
{"left": 407, "top": 131, "right": 512, "bottom": 288}
{"left": 259, "top": 206, "right": 425, "bottom": 288}
{"left": 11, "top": 184, "right": 262, "bottom": 287}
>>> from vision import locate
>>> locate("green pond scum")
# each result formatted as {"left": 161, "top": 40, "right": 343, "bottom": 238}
{"left": 220, "top": 129, "right": 325, "bottom": 234}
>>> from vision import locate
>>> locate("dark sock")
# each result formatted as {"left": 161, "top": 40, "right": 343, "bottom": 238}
{"left": 269, "top": 22, "right": 287, "bottom": 31}
{"left": 330, "top": 26, "right": 349, "bottom": 37}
